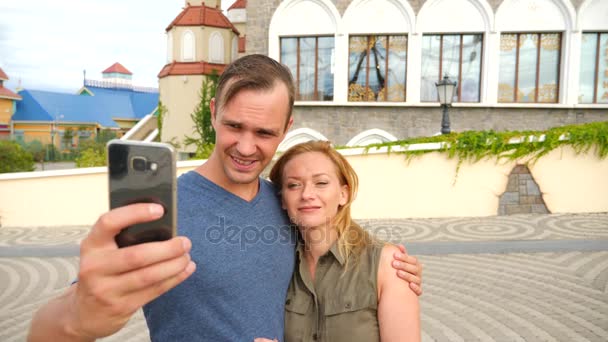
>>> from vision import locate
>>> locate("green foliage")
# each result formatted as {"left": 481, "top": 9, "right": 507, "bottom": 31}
{"left": 184, "top": 72, "right": 218, "bottom": 157}
{"left": 24, "top": 140, "right": 46, "bottom": 163}
{"left": 95, "top": 129, "right": 117, "bottom": 145}
{"left": 0, "top": 140, "right": 35, "bottom": 173}
{"left": 75, "top": 148, "right": 106, "bottom": 167}
{"left": 72, "top": 130, "right": 117, "bottom": 167}
{"left": 360, "top": 122, "right": 608, "bottom": 164}
{"left": 156, "top": 101, "right": 167, "bottom": 142}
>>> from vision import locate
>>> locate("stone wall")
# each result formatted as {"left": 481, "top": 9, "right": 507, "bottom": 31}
{"left": 291, "top": 105, "right": 607, "bottom": 145}
{"left": 498, "top": 165, "right": 549, "bottom": 215}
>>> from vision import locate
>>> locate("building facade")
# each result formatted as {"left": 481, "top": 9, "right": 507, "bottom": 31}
{"left": 0, "top": 68, "right": 22, "bottom": 140}
{"left": 251, "top": 0, "right": 608, "bottom": 147}
{"left": 158, "top": 0, "right": 241, "bottom": 152}
{"left": 12, "top": 63, "right": 158, "bottom": 150}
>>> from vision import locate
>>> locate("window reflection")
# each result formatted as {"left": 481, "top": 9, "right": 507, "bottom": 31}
{"left": 498, "top": 33, "right": 561, "bottom": 103}
{"left": 420, "top": 34, "right": 483, "bottom": 103}
{"left": 348, "top": 35, "right": 407, "bottom": 102}
{"left": 280, "top": 36, "right": 335, "bottom": 101}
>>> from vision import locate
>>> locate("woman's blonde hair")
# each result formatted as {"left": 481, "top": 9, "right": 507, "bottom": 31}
{"left": 269, "top": 141, "right": 374, "bottom": 267}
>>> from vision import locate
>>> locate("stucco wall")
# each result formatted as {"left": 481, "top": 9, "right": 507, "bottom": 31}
{"left": 0, "top": 145, "right": 606, "bottom": 227}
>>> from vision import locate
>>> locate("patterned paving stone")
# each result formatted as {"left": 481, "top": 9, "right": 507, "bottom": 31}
{"left": 1, "top": 213, "right": 607, "bottom": 341}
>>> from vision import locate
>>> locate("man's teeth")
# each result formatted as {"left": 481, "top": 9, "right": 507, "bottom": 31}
{"left": 233, "top": 157, "right": 254, "bottom": 166}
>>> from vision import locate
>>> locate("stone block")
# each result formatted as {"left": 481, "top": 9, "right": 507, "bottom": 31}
{"left": 520, "top": 196, "right": 537, "bottom": 205}
{"left": 511, "top": 164, "right": 529, "bottom": 174}
{"left": 519, "top": 174, "right": 532, "bottom": 181}
{"left": 506, "top": 204, "right": 532, "bottom": 215}
{"left": 500, "top": 192, "right": 519, "bottom": 204}
{"left": 531, "top": 204, "right": 549, "bottom": 214}
{"left": 519, "top": 185, "right": 528, "bottom": 196}
{"left": 506, "top": 175, "right": 518, "bottom": 192}
{"left": 527, "top": 181, "right": 541, "bottom": 196}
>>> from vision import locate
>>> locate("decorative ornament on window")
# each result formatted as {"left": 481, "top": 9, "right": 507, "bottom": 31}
{"left": 500, "top": 35, "right": 517, "bottom": 51}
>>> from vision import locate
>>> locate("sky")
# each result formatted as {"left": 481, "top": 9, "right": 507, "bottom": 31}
{"left": 0, "top": 0, "right": 232, "bottom": 93}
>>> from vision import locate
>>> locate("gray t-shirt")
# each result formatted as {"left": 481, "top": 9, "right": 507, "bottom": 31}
{"left": 143, "top": 171, "right": 296, "bottom": 341}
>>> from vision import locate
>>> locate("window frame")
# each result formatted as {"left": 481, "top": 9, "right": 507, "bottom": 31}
{"left": 498, "top": 32, "right": 563, "bottom": 104}
{"left": 279, "top": 35, "right": 335, "bottom": 102}
{"left": 580, "top": 32, "right": 607, "bottom": 104}
{"left": 347, "top": 34, "right": 408, "bottom": 103}
{"left": 420, "top": 33, "right": 484, "bottom": 103}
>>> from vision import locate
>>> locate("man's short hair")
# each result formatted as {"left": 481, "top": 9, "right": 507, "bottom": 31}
{"left": 215, "top": 54, "right": 295, "bottom": 130}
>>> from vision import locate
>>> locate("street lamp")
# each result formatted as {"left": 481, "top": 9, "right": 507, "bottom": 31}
{"left": 435, "top": 75, "right": 458, "bottom": 135}
{"left": 50, "top": 114, "right": 64, "bottom": 160}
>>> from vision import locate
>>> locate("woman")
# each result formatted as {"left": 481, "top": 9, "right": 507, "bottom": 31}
{"left": 267, "top": 141, "right": 420, "bottom": 342}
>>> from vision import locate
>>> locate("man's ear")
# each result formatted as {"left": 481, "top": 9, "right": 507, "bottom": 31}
{"left": 282, "top": 116, "right": 294, "bottom": 138}
{"left": 210, "top": 97, "right": 217, "bottom": 121}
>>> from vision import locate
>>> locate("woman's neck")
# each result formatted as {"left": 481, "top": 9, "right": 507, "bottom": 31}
{"left": 302, "top": 227, "right": 338, "bottom": 266}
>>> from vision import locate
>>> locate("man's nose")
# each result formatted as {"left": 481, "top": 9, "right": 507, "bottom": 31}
{"left": 236, "top": 133, "right": 256, "bottom": 156}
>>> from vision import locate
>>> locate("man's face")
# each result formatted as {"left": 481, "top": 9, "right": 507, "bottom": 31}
{"left": 210, "top": 83, "right": 292, "bottom": 187}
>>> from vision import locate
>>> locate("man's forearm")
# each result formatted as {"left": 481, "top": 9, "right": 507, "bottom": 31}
{"left": 28, "top": 286, "right": 92, "bottom": 342}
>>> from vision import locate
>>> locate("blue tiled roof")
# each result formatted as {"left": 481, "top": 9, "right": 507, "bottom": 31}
{"left": 13, "top": 86, "right": 158, "bottom": 128}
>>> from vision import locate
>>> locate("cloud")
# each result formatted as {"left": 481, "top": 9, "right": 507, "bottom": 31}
{"left": 0, "top": 0, "right": 184, "bottom": 90}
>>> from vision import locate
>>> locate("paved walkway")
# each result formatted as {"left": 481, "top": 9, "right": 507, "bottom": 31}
{"left": 1, "top": 213, "right": 607, "bottom": 341}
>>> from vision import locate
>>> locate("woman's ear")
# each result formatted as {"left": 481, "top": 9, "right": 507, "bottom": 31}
{"left": 339, "top": 185, "right": 349, "bottom": 206}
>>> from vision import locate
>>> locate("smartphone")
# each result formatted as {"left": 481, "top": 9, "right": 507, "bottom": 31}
{"left": 107, "top": 140, "right": 177, "bottom": 248}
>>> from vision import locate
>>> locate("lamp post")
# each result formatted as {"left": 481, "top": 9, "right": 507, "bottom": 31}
{"left": 435, "top": 75, "right": 458, "bottom": 135}
{"left": 50, "top": 114, "right": 64, "bottom": 161}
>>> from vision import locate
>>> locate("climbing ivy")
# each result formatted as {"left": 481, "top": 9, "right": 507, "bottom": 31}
{"left": 357, "top": 121, "right": 608, "bottom": 175}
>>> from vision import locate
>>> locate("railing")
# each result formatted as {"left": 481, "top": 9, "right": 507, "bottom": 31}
{"left": 83, "top": 79, "right": 158, "bottom": 93}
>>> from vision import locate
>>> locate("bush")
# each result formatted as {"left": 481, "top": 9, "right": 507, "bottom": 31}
{"left": 0, "top": 141, "right": 35, "bottom": 173}
{"left": 75, "top": 148, "right": 107, "bottom": 167}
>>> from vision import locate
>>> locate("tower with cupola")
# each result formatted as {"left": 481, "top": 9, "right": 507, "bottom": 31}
{"left": 158, "top": 0, "right": 241, "bottom": 154}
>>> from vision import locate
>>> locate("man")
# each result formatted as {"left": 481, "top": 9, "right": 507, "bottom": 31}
{"left": 28, "top": 55, "right": 422, "bottom": 341}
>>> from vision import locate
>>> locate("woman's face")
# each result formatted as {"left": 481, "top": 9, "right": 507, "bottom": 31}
{"left": 281, "top": 152, "right": 348, "bottom": 232}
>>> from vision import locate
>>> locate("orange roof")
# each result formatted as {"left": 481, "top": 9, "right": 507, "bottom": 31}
{"left": 102, "top": 62, "right": 132, "bottom": 75}
{"left": 0, "top": 87, "right": 22, "bottom": 100}
{"left": 158, "top": 61, "right": 227, "bottom": 78}
{"left": 0, "top": 68, "right": 9, "bottom": 81}
{"left": 166, "top": 5, "right": 239, "bottom": 35}
{"left": 228, "top": 0, "right": 247, "bottom": 11}
{"left": 238, "top": 36, "right": 246, "bottom": 53}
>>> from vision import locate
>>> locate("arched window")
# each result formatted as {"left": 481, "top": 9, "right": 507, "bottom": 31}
{"left": 167, "top": 31, "right": 173, "bottom": 63}
{"left": 577, "top": 0, "right": 608, "bottom": 104}
{"left": 346, "top": 129, "right": 398, "bottom": 147}
{"left": 182, "top": 30, "right": 195, "bottom": 61}
{"left": 209, "top": 32, "right": 225, "bottom": 63}
{"left": 417, "top": 0, "right": 492, "bottom": 103}
{"left": 270, "top": 0, "right": 339, "bottom": 101}
{"left": 496, "top": 0, "right": 574, "bottom": 103}
{"left": 277, "top": 128, "right": 328, "bottom": 151}
{"left": 232, "top": 36, "right": 239, "bottom": 62}
{"left": 343, "top": 0, "right": 414, "bottom": 102}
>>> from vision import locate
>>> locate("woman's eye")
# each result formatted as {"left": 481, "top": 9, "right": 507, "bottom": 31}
{"left": 286, "top": 183, "right": 301, "bottom": 189}
{"left": 316, "top": 181, "right": 328, "bottom": 186}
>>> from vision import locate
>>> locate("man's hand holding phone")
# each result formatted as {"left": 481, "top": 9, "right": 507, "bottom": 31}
{"left": 28, "top": 204, "right": 195, "bottom": 341}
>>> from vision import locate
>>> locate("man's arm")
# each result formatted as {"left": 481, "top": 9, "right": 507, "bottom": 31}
{"left": 27, "top": 203, "right": 195, "bottom": 342}
{"left": 378, "top": 244, "right": 421, "bottom": 341}
{"left": 391, "top": 244, "right": 423, "bottom": 296}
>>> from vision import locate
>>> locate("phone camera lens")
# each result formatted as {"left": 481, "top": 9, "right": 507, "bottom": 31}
{"left": 132, "top": 157, "right": 148, "bottom": 172}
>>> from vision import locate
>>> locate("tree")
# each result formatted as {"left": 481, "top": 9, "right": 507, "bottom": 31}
{"left": 184, "top": 72, "right": 218, "bottom": 159}
{"left": 0, "top": 141, "right": 35, "bottom": 173}
{"left": 25, "top": 140, "right": 46, "bottom": 169}
{"left": 75, "top": 148, "right": 106, "bottom": 167}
